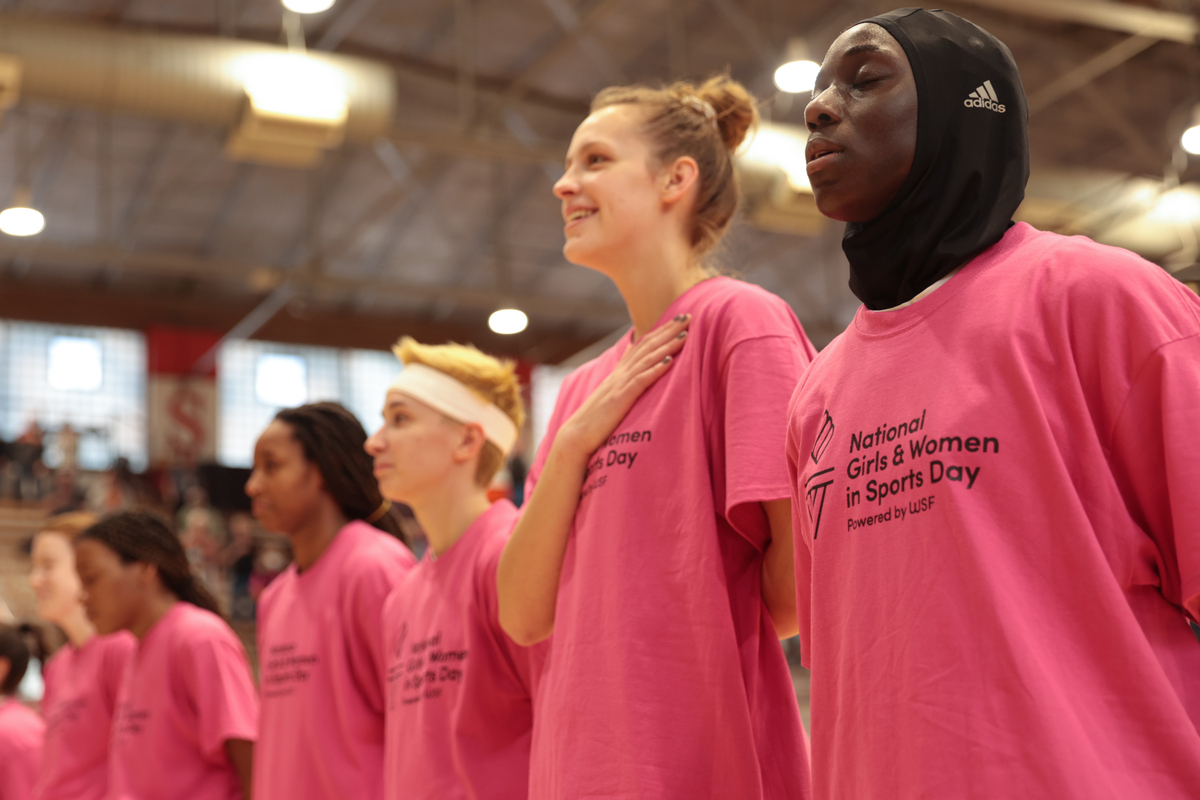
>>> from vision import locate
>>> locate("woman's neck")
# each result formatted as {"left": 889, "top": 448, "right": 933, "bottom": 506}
{"left": 130, "top": 590, "right": 178, "bottom": 641}
{"left": 604, "top": 234, "right": 709, "bottom": 339}
{"left": 57, "top": 605, "right": 96, "bottom": 648}
{"left": 408, "top": 480, "right": 494, "bottom": 559}
{"left": 289, "top": 502, "right": 350, "bottom": 572}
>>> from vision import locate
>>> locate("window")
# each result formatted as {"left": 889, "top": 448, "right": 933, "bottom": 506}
{"left": 0, "top": 321, "right": 146, "bottom": 470}
{"left": 47, "top": 336, "right": 103, "bottom": 391}
{"left": 218, "top": 340, "right": 399, "bottom": 467}
{"left": 255, "top": 354, "right": 308, "bottom": 407}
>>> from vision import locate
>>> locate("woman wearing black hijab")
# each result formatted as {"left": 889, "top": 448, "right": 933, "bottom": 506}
{"left": 787, "top": 8, "right": 1200, "bottom": 799}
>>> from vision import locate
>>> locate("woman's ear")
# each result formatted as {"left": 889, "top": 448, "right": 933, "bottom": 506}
{"left": 0, "top": 656, "right": 10, "bottom": 690}
{"left": 453, "top": 423, "right": 488, "bottom": 466}
{"left": 661, "top": 155, "right": 700, "bottom": 206}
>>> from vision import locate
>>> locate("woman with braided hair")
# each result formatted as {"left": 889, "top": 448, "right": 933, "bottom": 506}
{"left": 28, "top": 512, "right": 134, "bottom": 800}
{"left": 73, "top": 511, "right": 257, "bottom": 800}
{"left": 496, "top": 74, "right": 815, "bottom": 799}
{"left": 247, "top": 401, "right": 414, "bottom": 800}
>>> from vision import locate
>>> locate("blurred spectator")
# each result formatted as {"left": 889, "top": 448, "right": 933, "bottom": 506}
{"left": 85, "top": 458, "right": 141, "bottom": 513}
{"left": 44, "top": 469, "right": 85, "bottom": 515}
{"left": 12, "top": 422, "right": 44, "bottom": 501}
{"left": 177, "top": 487, "right": 227, "bottom": 609}
{"left": 56, "top": 424, "right": 79, "bottom": 472}
{"left": 249, "top": 536, "right": 291, "bottom": 602}
{"left": 508, "top": 454, "right": 528, "bottom": 507}
{"left": 222, "top": 513, "right": 258, "bottom": 621}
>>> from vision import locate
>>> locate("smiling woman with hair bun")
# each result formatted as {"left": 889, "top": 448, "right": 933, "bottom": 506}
{"left": 496, "top": 74, "right": 816, "bottom": 800}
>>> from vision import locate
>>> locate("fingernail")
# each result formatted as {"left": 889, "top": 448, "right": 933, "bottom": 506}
{"left": 677, "top": 331, "right": 687, "bottom": 339}
{"left": 673, "top": 314, "right": 684, "bottom": 322}
{"left": 662, "top": 355, "right": 672, "bottom": 364}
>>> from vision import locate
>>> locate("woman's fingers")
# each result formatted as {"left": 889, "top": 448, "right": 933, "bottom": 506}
{"left": 621, "top": 315, "right": 690, "bottom": 374}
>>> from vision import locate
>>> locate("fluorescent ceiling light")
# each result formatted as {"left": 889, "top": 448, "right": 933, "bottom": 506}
{"left": 48, "top": 337, "right": 102, "bottom": 391}
{"left": 282, "top": 0, "right": 335, "bottom": 13}
{"left": 1148, "top": 189, "right": 1200, "bottom": 223}
{"left": 0, "top": 206, "right": 44, "bottom": 236}
{"left": 737, "top": 123, "right": 811, "bottom": 193}
{"left": 1183, "top": 125, "right": 1200, "bottom": 156}
{"left": 774, "top": 60, "right": 821, "bottom": 94}
{"left": 241, "top": 53, "right": 348, "bottom": 124}
{"left": 256, "top": 353, "right": 308, "bottom": 407}
{"left": 489, "top": 309, "right": 528, "bottom": 335}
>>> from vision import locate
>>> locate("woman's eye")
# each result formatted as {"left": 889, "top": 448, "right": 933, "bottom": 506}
{"left": 586, "top": 154, "right": 606, "bottom": 166}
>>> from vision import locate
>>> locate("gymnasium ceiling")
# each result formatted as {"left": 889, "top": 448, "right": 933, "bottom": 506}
{"left": 0, "top": 0, "right": 1197, "bottom": 360}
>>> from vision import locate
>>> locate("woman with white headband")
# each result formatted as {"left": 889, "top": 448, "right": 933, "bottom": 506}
{"left": 497, "top": 75, "right": 816, "bottom": 799}
{"left": 246, "top": 402, "right": 415, "bottom": 800}
{"left": 364, "top": 338, "right": 544, "bottom": 800}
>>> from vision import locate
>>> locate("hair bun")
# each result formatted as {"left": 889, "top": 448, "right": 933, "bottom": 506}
{"left": 695, "top": 75, "right": 758, "bottom": 151}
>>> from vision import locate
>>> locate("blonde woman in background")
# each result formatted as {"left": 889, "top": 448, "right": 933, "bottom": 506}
{"left": 366, "top": 338, "right": 547, "bottom": 800}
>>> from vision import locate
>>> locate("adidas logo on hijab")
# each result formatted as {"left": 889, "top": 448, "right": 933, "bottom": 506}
{"left": 964, "top": 80, "right": 1006, "bottom": 113}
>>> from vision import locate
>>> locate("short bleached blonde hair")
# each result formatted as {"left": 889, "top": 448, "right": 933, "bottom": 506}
{"left": 392, "top": 337, "right": 525, "bottom": 486}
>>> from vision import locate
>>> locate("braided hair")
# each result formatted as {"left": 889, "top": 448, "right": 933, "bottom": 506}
{"left": 76, "top": 511, "right": 223, "bottom": 618}
{"left": 0, "top": 624, "right": 31, "bottom": 695}
{"left": 274, "top": 402, "right": 410, "bottom": 546}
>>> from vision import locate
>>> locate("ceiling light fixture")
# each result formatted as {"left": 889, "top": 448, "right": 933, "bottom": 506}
{"left": 0, "top": 188, "right": 44, "bottom": 237}
{"left": 736, "top": 123, "right": 811, "bottom": 193}
{"left": 774, "top": 60, "right": 821, "bottom": 94}
{"left": 775, "top": 37, "right": 820, "bottom": 94}
{"left": 1182, "top": 105, "right": 1200, "bottom": 156}
{"left": 489, "top": 309, "right": 528, "bottom": 335}
{"left": 282, "top": 0, "right": 335, "bottom": 13}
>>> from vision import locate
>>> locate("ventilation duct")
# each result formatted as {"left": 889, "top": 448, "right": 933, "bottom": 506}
{"left": 0, "top": 13, "right": 395, "bottom": 166}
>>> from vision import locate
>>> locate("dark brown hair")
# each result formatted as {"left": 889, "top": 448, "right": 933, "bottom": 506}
{"left": 591, "top": 74, "right": 759, "bottom": 255}
{"left": 275, "top": 402, "right": 410, "bottom": 545}
{"left": 77, "top": 511, "right": 223, "bottom": 617}
{"left": 0, "top": 624, "right": 33, "bottom": 695}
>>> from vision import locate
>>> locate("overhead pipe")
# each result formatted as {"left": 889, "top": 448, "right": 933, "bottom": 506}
{"left": 0, "top": 12, "right": 395, "bottom": 144}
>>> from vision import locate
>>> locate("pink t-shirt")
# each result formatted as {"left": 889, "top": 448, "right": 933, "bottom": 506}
{"left": 787, "top": 222, "right": 1200, "bottom": 799}
{"left": 255, "top": 521, "right": 415, "bottom": 800}
{"left": 108, "top": 602, "right": 257, "bottom": 800}
{"left": 382, "top": 499, "right": 547, "bottom": 800}
{"left": 0, "top": 698, "right": 45, "bottom": 800}
{"left": 36, "top": 632, "right": 135, "bottom": 800}
{"left": 527, "top": 276, "right": 816, "bottom": 799}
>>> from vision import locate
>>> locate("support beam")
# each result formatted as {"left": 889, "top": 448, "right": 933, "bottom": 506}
{"left": 499, "top": 0, "right": 627, "bottom": 107}
{"left": 1027, "top": 34, "right": 1156, "bottom": 114}
{"left": 707, "top": 0, "right": 778, "bottom": 67}
{"left": 952, "top": 0, "right": 1199, "bottom": 45}
{"left": 0, "top": 278, "right": 609, "bottom": 363}
{"left": 389, "top": 126, "right": 565, "bottom": 165}
{"left": 313, "top": 0, "right": 379, "bottom": 51}
{"left": 0, "top": 239, "right": 629, "bottom": 323}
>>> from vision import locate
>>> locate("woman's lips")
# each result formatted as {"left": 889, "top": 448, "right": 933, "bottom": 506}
{"left": 806, "top": 150, "right": 842, "bottom": 176}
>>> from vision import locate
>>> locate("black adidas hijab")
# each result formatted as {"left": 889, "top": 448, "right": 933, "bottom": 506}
{"left": 842, "top": 8, "right": 1030, "bottom": 310}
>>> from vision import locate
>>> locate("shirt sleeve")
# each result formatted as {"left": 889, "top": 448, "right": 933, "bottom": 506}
{"left": 785, "top": 386, "right": 814, "bottom": 669}
{"left": 719, "top": 335, "right": 812, "bottom": 550}
{"left": 1108, "top": 333, "right": 1200, "bottom": 621}
{"left": 343, "top": 549, "right": 411, "bottom": 715}
{"left": 181, "top": 627, "right": 258, "bottom": 760}
{"left": 479, "top": 540, "right": 550, "bottom": 697}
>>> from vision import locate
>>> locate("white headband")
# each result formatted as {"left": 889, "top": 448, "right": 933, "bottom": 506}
{"left": 388, "top": 363, "right": 519, "bottom": 455}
